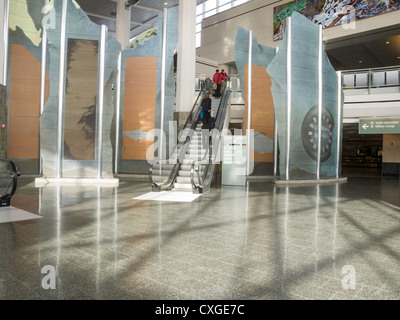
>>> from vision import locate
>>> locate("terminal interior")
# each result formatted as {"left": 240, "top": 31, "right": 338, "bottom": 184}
{"left": 0, "top": 0, "right": 399, "bottom": 300}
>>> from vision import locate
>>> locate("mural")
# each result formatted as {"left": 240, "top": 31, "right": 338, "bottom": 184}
{"left": 234, "top": 27, "right": 276, "bottom": 165}
{"left": 268, "top": 12, "right": 343, "bottom": 179}
{"left": 119, "top": 6, "right": 178, "bottom": 172}
{"left": 64, "top": 39, "right": 98, "bottom": 161}
{"left": 274, "top": 0, "right": 400, "bottom": 40}
{"left": 8, "top": 0, "right": 121, "bottom": 177}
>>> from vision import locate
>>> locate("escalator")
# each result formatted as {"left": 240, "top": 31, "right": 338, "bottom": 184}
{"left": 191, "top": 88, "right": 231, "bottom": 194}
{"left": 0, "top": 159, "right": 18, "bottom": 207}
{"left": 149, "top": 79, "right": 231, "bottom": 193}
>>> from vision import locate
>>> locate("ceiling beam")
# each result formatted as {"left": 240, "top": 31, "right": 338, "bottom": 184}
{"left": 109, "top": 0, "right": 162, "bottom": 12}
{"left": 130, "top": 15, "right": 158, "bottom": 32}
{"left": 86, "top": 12, "right": 152, "bottom": 26}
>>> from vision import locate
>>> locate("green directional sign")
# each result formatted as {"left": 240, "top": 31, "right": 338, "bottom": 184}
{"left": 359, "top": 118, "right": 400, "bottom": 134}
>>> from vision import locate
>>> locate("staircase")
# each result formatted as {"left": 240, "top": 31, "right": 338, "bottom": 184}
{"left": 173, "top": 97, "right": 220, "bottom": 191}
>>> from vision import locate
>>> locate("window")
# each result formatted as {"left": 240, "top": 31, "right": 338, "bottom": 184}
{"left": 196, "top": 0, "right": 253, "bottom": 48}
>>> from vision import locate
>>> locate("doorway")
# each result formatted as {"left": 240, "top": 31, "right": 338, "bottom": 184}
{"left": 341, "top": 123, "right": 383, "bottom": 176}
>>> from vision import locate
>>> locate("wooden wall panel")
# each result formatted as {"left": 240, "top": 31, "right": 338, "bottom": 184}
{"left": 122, "top": 56, "right": 157, "bottom": 160}
{"left": 8, "top": 44, "right": 49, "bottom": 159}
{"left": 242, "top": 64, "right": 274, "bottom": 162}
{"left": 64, "top": 39, "right": 98, "bottom": 161}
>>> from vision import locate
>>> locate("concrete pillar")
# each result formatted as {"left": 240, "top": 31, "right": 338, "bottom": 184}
{"left": 175, "top": 0, "right": 196, "bottom": 113}
{"left": 0, "top": 0, "right": 8, "bottom": 158}
{"left": 116, "top": 0, "right": 131, "bottom": 49}
{"left": 0, "top": 0, "right": 7, "bottom": 85}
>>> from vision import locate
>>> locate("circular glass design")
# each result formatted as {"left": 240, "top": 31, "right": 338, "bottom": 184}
{"left": 301, "top": 105, "right": 335, "bottom": 162}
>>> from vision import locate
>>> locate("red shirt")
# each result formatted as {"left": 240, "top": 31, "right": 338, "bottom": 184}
{"left": 221, "top": 72, "right": 228, "bottom": 80}
{"left": 213, "top": 72, "right": 222, "bottom": 84}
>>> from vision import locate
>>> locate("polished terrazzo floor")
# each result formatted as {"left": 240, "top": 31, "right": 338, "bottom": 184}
{"left": 0, "top": 168, "right": 399, "bottom": 300}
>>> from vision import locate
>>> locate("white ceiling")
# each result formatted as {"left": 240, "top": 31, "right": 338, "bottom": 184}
{"left": 75, "top": 0, "right": 205, "bottom": 39}
{"left": 75, "top": 0, "right": 400, "bottom": 70}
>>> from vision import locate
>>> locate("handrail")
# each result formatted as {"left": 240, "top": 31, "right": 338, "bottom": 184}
{"left": 190, "top": 83, "right": 231, "bottom": 194}
{"left": 0, "top": 159, "right": 18, "bottom": 207}
{"left": 342, "top": 66, "right": 400, "bottom": 91}
{"left": 149, "top": 79, "right": 207, "bottom": 191}
{"left": 341, "top": 65, "right": 400, "bottom": 74}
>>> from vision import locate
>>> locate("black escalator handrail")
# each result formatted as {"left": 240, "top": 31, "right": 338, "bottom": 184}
{"left": 149, "top": 79, "right": 208, "bottom": 190}
{"left": 190, "top": 87, "right": 231, "bottom": 193}
{"left": 0, "top": 159, "right": 18, "bottom": 207}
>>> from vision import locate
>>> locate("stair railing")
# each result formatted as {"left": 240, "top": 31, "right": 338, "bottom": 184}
{"left": 190, "top": 81, "right": 231, "bottom": 193}
{"left": 149, "top": 80, "right": 208, "bottom": 191}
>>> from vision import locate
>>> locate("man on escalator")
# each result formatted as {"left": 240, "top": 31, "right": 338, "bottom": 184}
{"left": 212, "top": 69, "right": 222, "bottom": 98}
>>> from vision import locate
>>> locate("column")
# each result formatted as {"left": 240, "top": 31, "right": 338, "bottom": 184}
{"left": 116, "top": 0, "right": 131, "bottom": 49}
{"left": 0, "top": 0, "right": 6, "bottom": 84}
{"left": 175, "top": 0, "right": 196, "bottom": 115}
{"left": 0, "top": 0, "right": 8, "bottom": 159}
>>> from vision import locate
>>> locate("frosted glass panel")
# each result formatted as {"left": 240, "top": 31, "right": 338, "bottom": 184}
{"left": 343, "top": 74, "right": 354, "bottom": 87}
{"left": 205, "top": 0, "right": 216, "bottom": 11}
{"left": 386, "top": 70, "right": 399, "bottom": 85}
{"left": 219, "top": 3, "right": 232, "bottom": 12}
{"left": 372, "top": 71, "right": 385, "bottom": 86}
{"left": 355, "top": 73, "right": 368, "bottom": 87}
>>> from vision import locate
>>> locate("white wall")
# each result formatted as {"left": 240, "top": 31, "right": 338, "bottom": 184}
{"left": 195, "top": 56, "right": 218, "bottom": 78}
{"left": 383, "top": 134, "right": 400, "bottom": 163}
{"left": 343, "top": 91, "right": 400, "bottom": 121}
{"left": 196, "top": 0, "right": 400, "bottom": 65}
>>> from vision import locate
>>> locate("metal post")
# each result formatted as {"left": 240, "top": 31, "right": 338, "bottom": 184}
{"left": 2, "top": 0, "right": 9, "bottom": 86}
{"left": 56, "top": 0, "right": 68, "bottom": 179}
{"left": 114, "top": 51, "right": 122, "bottom": 174}
{"left": 285, "top": 18, "right": 292, "bottom": 181}
{"left": 246, "top": 30, "right": 252, "bottom": 176}
{"left": 273, "top": 47, "right": 279, "bottom": 177}
{"left": 317, "top": 25, "right": 323, "bottom": 180}
{"left": 336, "top": 71, "right": 342, "bottom": 179}
{"left": 40, "top": 0, "right": 49, "bottom": 175}
{"left": 97, "top": 25, "right": 107, "bottom": 179}
{"left": 159, "top": 8, "right": 167, "bottom": 167}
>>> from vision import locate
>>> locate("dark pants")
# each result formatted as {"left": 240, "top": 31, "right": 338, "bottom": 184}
{"left": 215, "top": 84, "right": 221, "bottom": 97}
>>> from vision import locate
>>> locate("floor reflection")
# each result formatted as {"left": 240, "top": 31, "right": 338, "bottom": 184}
{"left": 0, "top": 174, "right": 399, "bottom": 300}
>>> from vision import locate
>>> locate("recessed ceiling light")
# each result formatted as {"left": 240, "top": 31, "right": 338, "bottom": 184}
{"left": 358, "top": 60, "right": 363, "bottom": 63}
{"left": 386, "top": 41, "right": 390, "bottom": 44}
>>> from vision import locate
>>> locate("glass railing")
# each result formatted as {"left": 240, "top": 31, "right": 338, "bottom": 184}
{"left": 0, "top": 159, "right": 18, "bottom": 207}
{"left": 342, "top": 66, "right": 400, "bottom": 91}
{"left": 149, "top": 81, "right": 207, "bottom": 191}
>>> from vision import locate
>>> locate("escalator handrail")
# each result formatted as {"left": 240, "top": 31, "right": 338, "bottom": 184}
{"left": 190, "top": 85, "right": 231, "bottom": 193}
{"left": 149, "top": 79, "right": 208, "bottom": 190}
{"left": 0, "top": 159, "right": 18, "bottom": 207}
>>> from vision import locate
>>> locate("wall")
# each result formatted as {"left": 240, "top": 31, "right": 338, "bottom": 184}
{"left": 382, "top": 134, "right": 400, "bottom": 176}
{"left": 343, "top": 91, "right": 400, "bottom": 121}
{"left": 196, "top": 56, "right": 218, "bottom": 78}
{"left": 118, "top": 6, "right": 178, "bottom": 174}
{"left": 197, "top": 0, "right": 400, "bottom": 65}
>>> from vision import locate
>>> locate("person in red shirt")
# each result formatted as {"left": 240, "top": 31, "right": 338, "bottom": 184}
{"left": 212, "top": 69, "right": 222, "bottom": 98}
{"left": 220, "top": 69, "right": 228, "bottom": 94}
